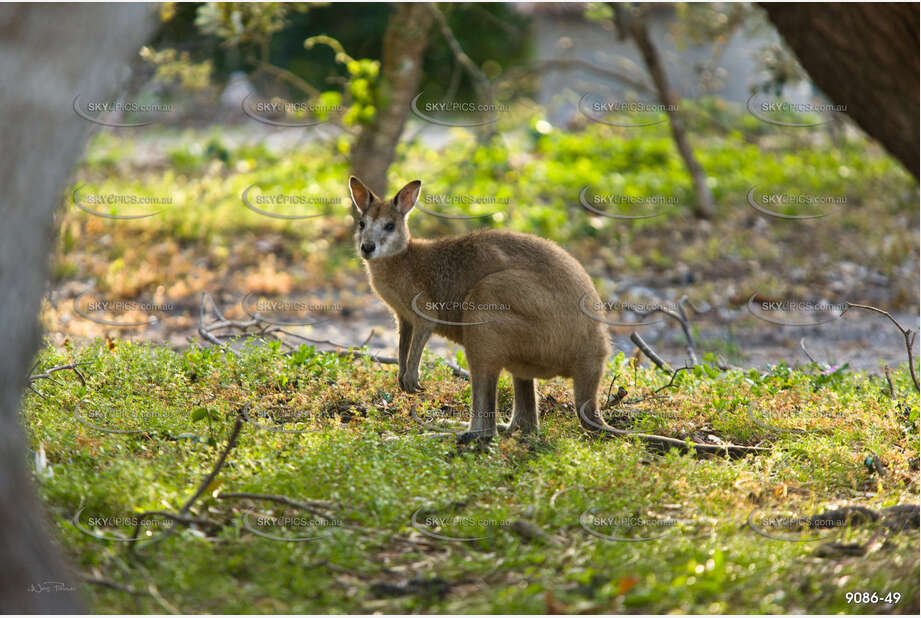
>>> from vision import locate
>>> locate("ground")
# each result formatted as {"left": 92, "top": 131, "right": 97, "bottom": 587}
{"left": 23, "top": 338, "right": 920, "bottom": 613}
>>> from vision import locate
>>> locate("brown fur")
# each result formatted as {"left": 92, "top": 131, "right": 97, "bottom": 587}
{"left": 349, "top": 176, "right": 612, "bottom": 438}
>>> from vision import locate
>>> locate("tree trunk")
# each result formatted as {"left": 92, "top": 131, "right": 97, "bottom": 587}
{"left": 760, "top": 2, "right": 919, "bottom": 178}
{"left": 350, "top": 3, "right": 435, "bottom": 197}
{"left": 611, "top": 3, "right": 716, "bottom": 219}
{"left": 0, "top": 4, "right": 155, "bottom": 612}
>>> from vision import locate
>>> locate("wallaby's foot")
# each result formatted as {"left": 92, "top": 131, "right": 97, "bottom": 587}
{"left": 398, "top": 371, "right": 424, "bottom": 393}
{"left": 456, "top": 430, "right": 495, "bottom": 445}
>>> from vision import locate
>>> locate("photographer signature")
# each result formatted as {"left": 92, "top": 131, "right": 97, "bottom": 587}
{"left": 27, "top": 581, "right": 76, "bottom": 593}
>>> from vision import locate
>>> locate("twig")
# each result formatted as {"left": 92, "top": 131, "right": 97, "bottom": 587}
{"left": 843, "top": 303, "right": 919, "bottom": 392}
{"left": 28, "top": 361, "right": 90, "bottom": 399}
{"left": 630, "top": 332, "right": 672, "bottom": 373}
{"left": 178, "top": 414, "right": 244, "bottom": 515}
{"left": 637, "top": 296, "right": 699, "bottom": 365}
{"left": 799, "top": 337, "right": 820, "bottom": 365}
{"left": 217, "top": 492, "right": 336, "bottom": 520}
{"left": 129, "top": 413, "right": 244, "bottom": 550}
{"left": 80, "top": 570, "right": 180, "bottom": 614}
{"left": 883, "top": 365, "right": 895, "bottom": 398}
{"left": 653, "top": 364, "right": 692, "bottom": 393}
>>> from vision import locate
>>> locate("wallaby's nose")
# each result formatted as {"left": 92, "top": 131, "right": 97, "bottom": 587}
{"left": 361, "top": 242, "right": 376, "bottom": 256}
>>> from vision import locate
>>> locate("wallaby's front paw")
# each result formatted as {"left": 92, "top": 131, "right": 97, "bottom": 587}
{"left": 399, "top": 372, "right": 424, "bottom": 393}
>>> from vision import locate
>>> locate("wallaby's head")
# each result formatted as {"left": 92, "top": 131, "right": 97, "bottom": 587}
{"left": 349, "top": 176, "right": 421, "bottom": 260}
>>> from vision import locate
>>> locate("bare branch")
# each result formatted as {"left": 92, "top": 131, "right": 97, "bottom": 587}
{"left": 428, "top": 4, "right": 494, "bottom": 106}
{"left": 843, "top": 303, "right": 919, "bottom": 392}
{"left": 636, "top": 296, "right": 699, "bottom": 365}
{"left": 497, "top": 58, "right": 655, "bottom": 95}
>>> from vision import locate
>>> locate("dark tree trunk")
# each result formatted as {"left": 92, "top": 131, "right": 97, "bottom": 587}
{"left": 350, "top": 3, "right": 435, "bottom": 197}
{"left": 0, "top": 4, "right": 155, "bottom": 612}
{"left": 760, "top": 2, "right": 919, "bottom": 178}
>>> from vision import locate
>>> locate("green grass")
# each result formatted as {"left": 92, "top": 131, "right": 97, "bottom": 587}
{"left": 23, "top": 338, "right": 919, "bottom": 613}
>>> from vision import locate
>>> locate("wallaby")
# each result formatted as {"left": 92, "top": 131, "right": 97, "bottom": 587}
{"left": 349, "top": 175, "right": 618, "bottom": 441}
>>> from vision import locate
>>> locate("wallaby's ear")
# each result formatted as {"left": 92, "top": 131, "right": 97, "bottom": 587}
{"left": 393, "top": 180, "right": 422, "bottom": 215}
{"left": 349, "top": 176, "right": 376, "bottom": 213}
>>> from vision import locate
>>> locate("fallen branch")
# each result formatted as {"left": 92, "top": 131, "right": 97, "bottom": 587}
{"left": 78, "top": 573, "right": 141, "bottom": 595}
{"left": 630, "top": 331, "right": 672, "bottom": 372}
{"left": 27, "top": 361, "right": 90, "bottom": 399}
{"left": 129, "top": 413, "right": 244, "bottom": 551}
{"left": 579, "top": 401, "right": 769, "bottom": 458}
{"left": 198, "top": 292, "right": 471, "bottom": 379}
{"left": 216, "top": 492, "right": 336, "bottom": 520}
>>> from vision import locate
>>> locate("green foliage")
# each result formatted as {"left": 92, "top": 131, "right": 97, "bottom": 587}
{"left": 304, "top": 35, "right": 380, "bottom": 126}
{"left": 22, "top": 338, "right": 920, "bottom": 613}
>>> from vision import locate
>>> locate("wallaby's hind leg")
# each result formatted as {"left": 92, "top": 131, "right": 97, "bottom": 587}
{"left": 500, "top": 377, "right": 539, "bottom": 435}
{"left": 461, "top": 365, "right": 499, "bottom": 441}
{"left": 573, "top": 362, "right": 608, "bottom": 432}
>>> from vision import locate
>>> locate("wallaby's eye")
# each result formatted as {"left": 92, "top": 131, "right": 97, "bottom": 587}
{"left": 384, "top": 222, "right": 395, "bottom": 232}
{"left": 358, "top": 220, "right": 365, "bottom": 230}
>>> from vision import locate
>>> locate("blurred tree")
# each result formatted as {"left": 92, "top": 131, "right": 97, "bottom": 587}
{"left": 760, "top": 2, "right": 919, "bottom": 178}
{"left": 605, "top": 2, "right": 716, "bottom": 219}
{"left": 350, "top": 3, "right": 435, "bottom": 196}
{"left": 142, "top": 2, "right": 530, "bottom": 195}
{"left": 0, "top": 4, "right": 156, "bottom": 612}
